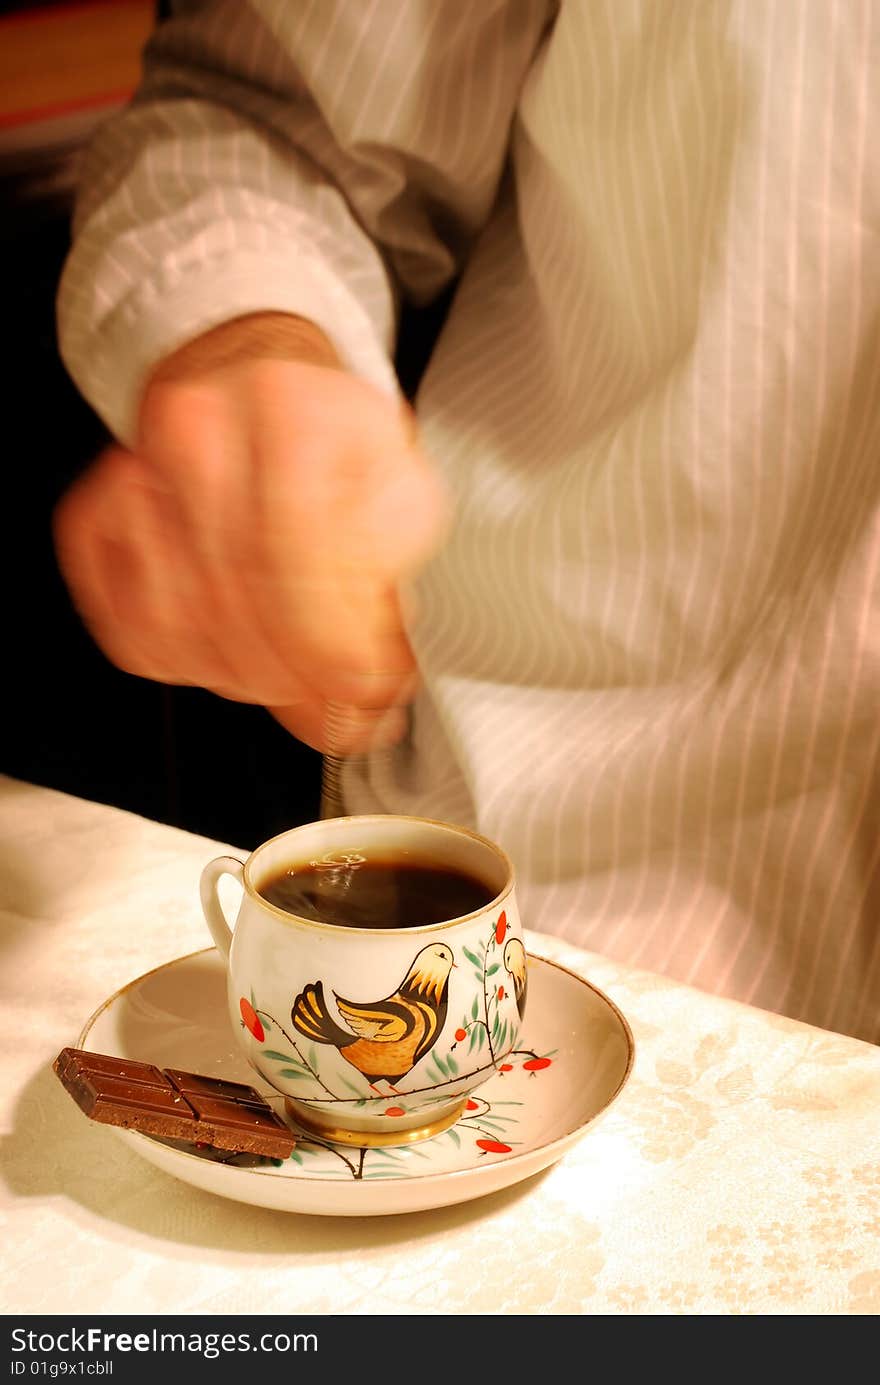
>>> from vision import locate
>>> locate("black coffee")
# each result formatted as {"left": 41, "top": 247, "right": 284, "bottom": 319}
{"left": 258, "top": 854, "right": 496, "bottom": 930}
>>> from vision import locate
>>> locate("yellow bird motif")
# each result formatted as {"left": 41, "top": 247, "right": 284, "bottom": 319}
{"left": 503, "top": 937, "right": 528, "bottom": 1021}
{"left": 290, "top": 943, "right": 455, "bottom": 1090}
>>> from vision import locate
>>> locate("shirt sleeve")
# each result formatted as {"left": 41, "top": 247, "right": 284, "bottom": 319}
{"left": 57, "top": 0, "right": 553, "bottom": 445}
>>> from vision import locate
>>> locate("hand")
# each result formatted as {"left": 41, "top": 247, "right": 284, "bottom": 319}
{"left": 52, "top": 313, "right": 450, "bottom": 752}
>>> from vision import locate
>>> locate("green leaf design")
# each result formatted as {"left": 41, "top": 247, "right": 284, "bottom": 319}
{"left": 261, "top": 1049, "right": 294, "bottom": 1062}
{"left": 277, "top": 1067, "right": 309, "bottom": 1079}
{"left": 340, "top": 1077, "right": 365, "bottom": 1096}
{"left": 463, "top": 947, "right": 481, "bottom": 967}
{"left": 447, "top": 1127, "right": 461, "bottom": 1148}
{"left": 486, "top": 962, "right": 500, "bottom": 976}
{"left": 446, "top": 1053, "right": 458, "bottom": 1076}
{"left": 468, "top": 1027, "right": 481, "bottom": 1053}
{"left": 474, "top": 1117, "right": 508, "bottom": 1134}
{"left": 471, "top": 996, "right": 479, "bottom": 1020}
{"left": 473, "top": 971, "right": 484, "bottom": 984}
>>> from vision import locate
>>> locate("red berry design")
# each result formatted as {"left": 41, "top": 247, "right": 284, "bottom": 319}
{"left": 497, "top": 984, "right": 505, "bottom": 1000}
{"left": 476, "top": 1138, "right": 512, "bottom": 1155}
{"left": 523, "top": 1057, "right": 552, "bottom": 1071}
{"left": 499, "top": 1063, "right": 513, "bottom": 1072}
{"left": 239, "top": 997, "right": 265, "bottom": 1043}
{"left": 466, "top": 1099, "right": 480, "bottom": 1111}
{"left": 455, "top": 1028, "right": 467, "bottom": 1042}
{"left": 495, "top": 911, "right": 507, "bottom": 945}
{"left": 385, "top": 1106, "right": 405, "bottom": 1117}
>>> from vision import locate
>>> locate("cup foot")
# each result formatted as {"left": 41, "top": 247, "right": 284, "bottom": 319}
{"left": 285, "top": 1097, "right": 467, "bottom": 1148}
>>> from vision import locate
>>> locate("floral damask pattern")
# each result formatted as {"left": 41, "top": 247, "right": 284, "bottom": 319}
{"left": 540, "top": 941, "right": 880, "bottom": 1315}
{"left": 6, "top": 777, "right": 879, "bottom": 1317}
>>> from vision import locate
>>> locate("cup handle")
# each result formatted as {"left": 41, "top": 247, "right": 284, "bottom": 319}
{"left": 199, "top": 855, "right": 245, "bottom": 959}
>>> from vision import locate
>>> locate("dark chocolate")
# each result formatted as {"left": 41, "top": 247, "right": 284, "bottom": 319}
{"left": 53, "top": 1047, "right": 296, "bottom": 1159}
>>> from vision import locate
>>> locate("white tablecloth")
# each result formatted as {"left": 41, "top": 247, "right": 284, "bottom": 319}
{"left": 0, "top": 775, "right": 877, "bottom": 1315}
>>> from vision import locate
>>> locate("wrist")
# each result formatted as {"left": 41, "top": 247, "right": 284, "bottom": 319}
{"left": 147, "top": 312, "right": 342, "bottom": 386}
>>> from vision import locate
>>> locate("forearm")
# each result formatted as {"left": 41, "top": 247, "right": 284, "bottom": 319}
{"left": 57, "top": 1, "right": 548, "bottom": 445}
{"left": 57, "top": 87, "right": 401, "bottom": 446}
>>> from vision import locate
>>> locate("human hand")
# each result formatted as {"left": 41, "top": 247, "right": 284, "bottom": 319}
{"left": 52, "top": 313, "right": 450, "bottom": 752}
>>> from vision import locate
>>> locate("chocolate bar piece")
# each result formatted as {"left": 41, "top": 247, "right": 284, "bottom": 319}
{"left": 53, "top": 1048, "right": 296, "bottom": 1159}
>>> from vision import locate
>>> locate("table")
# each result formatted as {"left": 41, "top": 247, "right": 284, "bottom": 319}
{"left": 1, "top": 774, "right": 877, "bottom": 1316}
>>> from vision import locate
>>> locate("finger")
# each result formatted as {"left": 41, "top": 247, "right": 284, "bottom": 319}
{"left": 250, "top": 366, "right": 450, "bottom": 578}
{"left": 52, "top": 448, "right": 163, "bottom": 674}
{"left": 141, "top": 383, "right": 325, "bottom": 703}
{"left": 138, "top": 378, "right": 248, "bottom": 544}
{"left": 257, "top": 561, "right": 417, "bottom": 695}
{"left": 54, "top": 449, "right": 249, "bottom": 692}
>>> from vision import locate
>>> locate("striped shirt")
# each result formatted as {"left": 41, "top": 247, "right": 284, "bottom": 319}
{"left": 58, "top": 0, "right": 880, "bottom": 1043}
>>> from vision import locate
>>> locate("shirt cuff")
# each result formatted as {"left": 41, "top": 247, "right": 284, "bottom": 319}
{"left": 69, "top": 246, "right": 402, "bottom": 447}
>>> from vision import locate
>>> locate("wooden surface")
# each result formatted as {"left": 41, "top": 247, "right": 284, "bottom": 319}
{"left": 0, "top": 0, "right": 154, "bottom": 126}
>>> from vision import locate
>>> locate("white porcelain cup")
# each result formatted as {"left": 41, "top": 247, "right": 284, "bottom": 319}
{"left": 200, "top": 815, "right": 527, "bottom": 1147}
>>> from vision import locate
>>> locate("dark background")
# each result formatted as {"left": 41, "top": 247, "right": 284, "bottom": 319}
{"left": 2, "top": 0, "right": 449, "bottom": 852}
{"left": 2, "top": 194, "right": 326, "bottom": 850}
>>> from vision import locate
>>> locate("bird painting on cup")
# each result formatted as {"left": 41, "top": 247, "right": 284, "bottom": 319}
{"left": 503, "top": 937, "right": 528, "bottom": 1022}
{"left": 290, "top": 943, "right": 455, "bottom": 1093}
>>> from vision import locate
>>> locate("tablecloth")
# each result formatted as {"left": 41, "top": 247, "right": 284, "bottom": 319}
{"left": 0, "top": 775, "right": 877, "bottom": 1315}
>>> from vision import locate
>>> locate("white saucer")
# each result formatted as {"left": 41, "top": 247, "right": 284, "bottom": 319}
{"left": 77, "top": 947, "right": 634, "bottom": 1217}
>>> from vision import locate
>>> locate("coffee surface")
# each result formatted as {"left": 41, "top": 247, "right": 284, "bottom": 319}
{"left": 258, "top": 855, "right": 496, "bottom": 929}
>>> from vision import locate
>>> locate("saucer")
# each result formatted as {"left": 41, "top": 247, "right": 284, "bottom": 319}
{"left": 77, "top": 947, "right": 634, "bottom": 1217}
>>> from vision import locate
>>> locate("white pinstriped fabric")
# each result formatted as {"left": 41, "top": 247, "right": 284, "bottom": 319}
{"left": 57, "top": 0, "right": 879, "bottom": 1043}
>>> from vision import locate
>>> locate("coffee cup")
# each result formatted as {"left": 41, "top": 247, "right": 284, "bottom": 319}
{"left": 199, "top": 815, "right": 527, "bottom": 1147}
